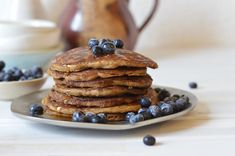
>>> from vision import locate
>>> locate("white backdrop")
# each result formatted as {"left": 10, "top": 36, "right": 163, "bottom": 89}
{"left": 130, "top": 0, "right": 235, "bottom": 50}
{"left": 1, "top": 0, "right": 235, "bottom": 51}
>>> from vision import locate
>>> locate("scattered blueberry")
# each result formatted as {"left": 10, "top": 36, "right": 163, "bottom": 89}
{"left": 97, "top": 113, "right": 107, "bottom": 123}
{"left": 143, "top": 135, "right": 156, "bottom": 146}
{"left": 160, "top": 102, "right": 174, "bottom": 115}
{"left": 139, "top": 109, "right": 152, "bottom": 120}
{"left": 92, "top": 45, "right": 104, "bottom": 57}
{"left": 126, "top": 112, "right": 135, "bottom": 121}
{"left": 102, "top": 42, "right": 116, "bottom": 54}
{"left": 88, "top": 38, "right": 99, "bottom": 48}
{"left": 0, "top": 60, "right": 5, "bottom": 71}
{"left": 72, "top": 112, "right": 86, "bottom": 122}
{"left": 189, "top": 82, "right": 197, "bottom": 89}
{"left": 157, "top": 89, "right": 171, "bottom": 101}
{"left": 139, "top": 97, "right": 151, "bottom": 108}
{"left": 29, "top": 104, "right": 43, "bottom": 115}
{"left": 85, "top": 112, "right": 96, "bottom": 122}
{"left": 129, "top": 114, "right": 144, "bottom": 124}
{"left": 91, "top": 116, "right": 102, "bottom": 123}
{"left": 138, "top": 108, "right": 148, "bottom": 114}
{"left": 175, "top": 98, "right": 188, "bottom": 111}
{"left": 113, "top": 39, "right": 124, "bottom": 48}
{"left": 148, "top": 105, "right": 161, "bottom": 117}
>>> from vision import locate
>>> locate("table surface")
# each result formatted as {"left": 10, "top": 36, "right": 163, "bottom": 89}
{"left": 0, "top": 48, "right": 235, "bottom": 156}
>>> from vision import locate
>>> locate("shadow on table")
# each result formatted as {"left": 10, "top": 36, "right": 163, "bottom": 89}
{"left": 32, "top": 101, "right": 209, "bottom": 139}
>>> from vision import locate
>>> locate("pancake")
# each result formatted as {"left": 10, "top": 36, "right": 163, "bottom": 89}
{"left": 53, "top": 85, "right": 148, "bottom": 97}
{"left": 48, "top": 88, "right": 158, "bottom": 107}
{"left": 43, "top": 96, "right": 141, "bottom": 114}
{"left": 54, "top": 75, "right": 152, "bottom": 88}
{"left": 48, "top": 67, "right": 147, "bottom": 81}
{"left": 44, "top": 108, "right": 125, "bottom": 121}
{"left": 49, "top": 47, "right": 158, "bottom": 72}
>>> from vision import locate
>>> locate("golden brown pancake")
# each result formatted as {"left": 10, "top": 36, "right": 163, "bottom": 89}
{"left": 49, "top": 47, "right": 158, "bottom": 72}
{"left": 53, "top": 85, "right": 148, "bottom": 97}
{"left": 48, "top": 88, "right": 158, "bottom": 107}
{"left": 54, "top": 75, "right": 152, "bottom": 88}
{"left": 44, "top": 108, "right": 125, "bottom": 121}
{"left": 43, "top": 96, "right": 141, "bottom": 114}
{"left": 48, "top": 67, "right": 147, "bottom": 81}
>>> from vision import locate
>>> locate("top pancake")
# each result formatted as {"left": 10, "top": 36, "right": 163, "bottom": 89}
{"left": 49, "top": 47, "right": 158, "bottom": 72}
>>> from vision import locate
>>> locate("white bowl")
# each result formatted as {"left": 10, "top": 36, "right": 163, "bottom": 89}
{"left": 0, "top": 43, "right": 64, "bottom": 70}
{"left": 0, "top": 74, "right": 48, "bottom": 100}
{"left": 0, "top": 20, "right": 61, "bottom": 51}
{"left": 0, "top": 20, "right": 57, "bottom": 36}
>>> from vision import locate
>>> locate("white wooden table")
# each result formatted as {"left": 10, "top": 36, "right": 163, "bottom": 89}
{"left": 0, "top": 48, "right": 235, "bottom": 156}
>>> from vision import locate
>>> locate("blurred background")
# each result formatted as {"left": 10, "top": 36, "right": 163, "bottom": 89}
{"left": 0, "top": 0, "right": 234, "bottom": 68}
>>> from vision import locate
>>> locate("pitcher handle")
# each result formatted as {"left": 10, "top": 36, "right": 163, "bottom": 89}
{"left": 136, "top": 0, "right": 159, "bottom": 33}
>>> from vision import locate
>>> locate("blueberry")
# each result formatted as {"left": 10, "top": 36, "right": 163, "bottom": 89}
{"left": 13, "top": 69, "right": 23, "bottom": 78}
{"left": 113, "top": 39, "right": 124, "bottom": 48}
{"left": 29, "top": 104, "right": 43, "bottom": 115}
{"left": 24, "top": 69, "right": 33, "bottom": 78}
{"left": 172, "top": 94, "right": 180, "bottom": 99}
{"left": 148, "top": 105, "right": 161, "bottom": 118}
{"left": 126, "top": 112, "right": 135, "bottom": 121}
{"left": 102, "top": 42, "right": 116, "bottom": 54}
{"left": 3, "top": 73, "right": 13, "bottom": 81}
{"left": 129, "top": 114, "right": 144, "bottom": 124}
{"left": 6, "top": 69, "right": 14, "bottom": 75}
{"left": 140, "top": 109, "right": 152, "bottom": 120}
{"left": 99, "top": 39, "right": 107, "bottom": 46}
{"left": 92, "top": 45, "right": 104, "bottom": 57}
{"left": 158, "top": 89, "right": 171, "bottom": 101}
{"left": 139, "top": 97, "right": 151, "bottom": 107}
{"left": 90, "top": 116, "right": 102, "bottom": 123}
{"left": 19, "top": 76, "right": 27, "bottom": 81}
{"left": 85, "top": 112, "right": 96, "bottom": 122}
{"left": 0, "top": 60, "right": 5, "bottom": 71}
{"left": 27, "top": 76, "right": 34, "bottom": 80}
{"left": 138, "top": 108, "right": 148, "bottom": 114}
{"left": 31, "top": 66, "right": 43, "bottom": 78}
{"left": 88, "top": 38, "right": 99, "bottom": 48}
{"left": 72, "top": 112, "right": 86, "bottom": 122}
{"left": 97, "top": 113, "right": 107, "bottom": 123}
{"left": 143, "top": 135, "right": 156, "bottom": 146}
{"left": 175, "top": 98, "right": 188, "bottom": 111}
{"left": 0, "top": 71, "right": 5, "bottom": 81}
{"left": 160, "top": 102, "right": 174, "bottom": 115}
{"left": 189, "top": 82, "right": 197, "bottom": 89}
{"left": 154, "top": 88, "right": 161, "bottom": 93}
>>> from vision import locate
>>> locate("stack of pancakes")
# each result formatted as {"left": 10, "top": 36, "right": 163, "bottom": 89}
{"left": 42, "top": 47, "right": 158, "bottom": 121}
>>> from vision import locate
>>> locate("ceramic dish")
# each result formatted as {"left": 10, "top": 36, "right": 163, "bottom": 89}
{"left": 0, "top": 74, "right": 48, "bottom": 100}
{"left": 11, "top": 85, "right": 198, "bottom": 130}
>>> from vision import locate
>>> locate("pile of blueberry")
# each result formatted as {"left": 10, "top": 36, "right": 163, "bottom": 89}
{"left": 88, "top": 38, "right": 124, "bottom": 57}
{"left": 0, "top": 60, "right": 43, "bottom": 82}
{"left": 72, "top": 112, "right": 107, "bottom": 123}
{"left": 126, "top": 88, "right": 191, "bottom": 124}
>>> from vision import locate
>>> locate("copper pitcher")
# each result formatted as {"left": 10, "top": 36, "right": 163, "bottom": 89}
{"left": 60, "top": 0, "right": 158, "bottom": 50}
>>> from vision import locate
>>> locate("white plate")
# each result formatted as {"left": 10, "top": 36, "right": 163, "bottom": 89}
{"left": 11, "top": 85, "right": 198, "bottom": 130}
